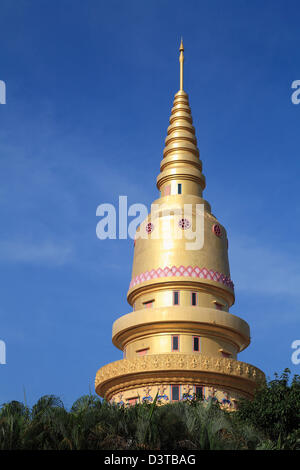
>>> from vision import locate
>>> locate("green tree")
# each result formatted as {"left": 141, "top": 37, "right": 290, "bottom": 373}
{"left": 236, "top": 368, "right": 300, "bottom": 447}
{"left": 0, "top": 369, "right": 298, "bottom": 450}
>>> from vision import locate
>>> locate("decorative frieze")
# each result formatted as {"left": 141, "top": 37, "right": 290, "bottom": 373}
{"left": 129, "top": 266, "right": 234, "bottom": 290}
{"left": 95, "top": 353, "right": 265, "bottom": 399}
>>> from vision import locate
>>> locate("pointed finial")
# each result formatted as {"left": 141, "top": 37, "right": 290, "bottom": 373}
{"left": 179, "top": 38, "right": 184, "bottom": 90}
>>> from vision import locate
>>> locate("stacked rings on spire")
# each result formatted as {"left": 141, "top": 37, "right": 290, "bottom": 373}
{"left": 157, "top": 90, "right": 206, "bottom": 192}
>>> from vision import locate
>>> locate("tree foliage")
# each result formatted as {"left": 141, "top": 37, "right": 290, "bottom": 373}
{"left": 235, "top": 368, "right": 300, "bottom": 449}
{"left": 0, "top": 370, "right": 299, "bottom": 450}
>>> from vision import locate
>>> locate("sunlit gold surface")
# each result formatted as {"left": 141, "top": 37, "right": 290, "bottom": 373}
{"left": 95, "top": 353, "right": 265, "bottom": 401}
{"left": 95, "top": 41, "right": 265, "bottom": 406}
{"left": 112, "top": 307, "right": 250, "bottom": 355}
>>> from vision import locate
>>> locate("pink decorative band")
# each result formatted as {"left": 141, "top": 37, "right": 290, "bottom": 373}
{"left": 129, "top": 265, "right": 234, "bottom": 290}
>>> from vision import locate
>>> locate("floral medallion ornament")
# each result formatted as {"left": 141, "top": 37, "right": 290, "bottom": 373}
{"left": 212, "top": 223, "right": 222, "bottom": 237}
{"left": 178, "top": 218, "right": 191, "bottom": 230}
{"left": 145, "top": 222, "right": 154, "bottom": 234}
{"left": 157, "top": 394, "right": 169, "bottom": 402}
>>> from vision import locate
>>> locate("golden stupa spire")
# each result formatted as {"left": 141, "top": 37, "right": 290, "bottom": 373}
{"left": 95, "top": 42, "right": 265, "bottom": 407}
{"left": 156, "top": 39, "right": 205, "bottom": 196}
{"left": 179, "top": 38, "right": 184, "bottom": 91}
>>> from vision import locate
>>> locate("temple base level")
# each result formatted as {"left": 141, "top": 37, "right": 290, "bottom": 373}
{"left": 95, "top": 353, "right": 265, "bottom": 410}
{"left": 110, "top": 383, "right": 241, "bottom": 411}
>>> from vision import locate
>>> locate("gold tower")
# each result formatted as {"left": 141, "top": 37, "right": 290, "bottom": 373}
{"left": 95, "top": 41, "right": 265, "bottom": 408}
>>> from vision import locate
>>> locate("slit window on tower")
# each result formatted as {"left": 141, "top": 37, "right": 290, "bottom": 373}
{"left": 195, "top": 386, "right": 203, "bottom": 399}
{"left": 173, "top": 291, "right": 179, "bottom": 305}
{"left": 171, "top": 385, "right": 180, "bottom": 401}
{"left": 172, "top": 335, "right": 179, "bottom": 351}
{"left": 178, "top": 183, "right": 182, "bottom": 194}
{"left": 193, "top": 336, "right": 200, "bottom": 352}
{"left": 191, "top": 292, "right": 197, "bottom": 306}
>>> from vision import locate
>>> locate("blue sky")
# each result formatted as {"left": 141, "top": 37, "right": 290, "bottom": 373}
{"left": 0, "top": 0, "right": 299, "bottom": 407}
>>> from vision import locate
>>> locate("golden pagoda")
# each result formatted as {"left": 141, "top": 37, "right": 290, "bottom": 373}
{"left": 95, "top": 41, "right": 265, "bottom": 408}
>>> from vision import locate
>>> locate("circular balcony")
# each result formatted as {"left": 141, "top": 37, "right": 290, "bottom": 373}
{"left": 112, "top": 307, "right": 250, "bottom": 353}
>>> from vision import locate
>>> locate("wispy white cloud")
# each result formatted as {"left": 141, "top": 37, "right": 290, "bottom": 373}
{"left": 230, "top": 234, "right": 300, "bottom": 298}
{"left": 0, "top": 240, "right": 73, "bottom": 266}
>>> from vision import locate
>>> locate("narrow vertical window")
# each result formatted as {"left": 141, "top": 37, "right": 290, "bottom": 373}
{"left": 171, "top": 385, "right": 180, "bottom": 401}
{"left": 172, "top": 335, "right": 179, "bottom": 351}
{"left": 178, "top": 183, "right": 182, "bottom": 194}
{"left": 193, "top": 336, "right": 200, "bottom": 352}
{"left": 173, "top": 291, "right": 179, "bottom": 305}
{"left": 191, "top": 292, "right": 197, "bottom": 306}
{"left": 195, "top": 386, "right": 203, "bottom": 399}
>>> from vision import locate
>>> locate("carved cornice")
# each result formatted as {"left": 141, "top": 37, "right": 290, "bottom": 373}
{"left": 95, "top": 353, "right": 265, "bottom": 401}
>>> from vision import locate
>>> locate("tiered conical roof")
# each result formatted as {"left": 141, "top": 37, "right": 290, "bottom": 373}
{"left": 157, "top": 41, "right": 205, "bottom": 193}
